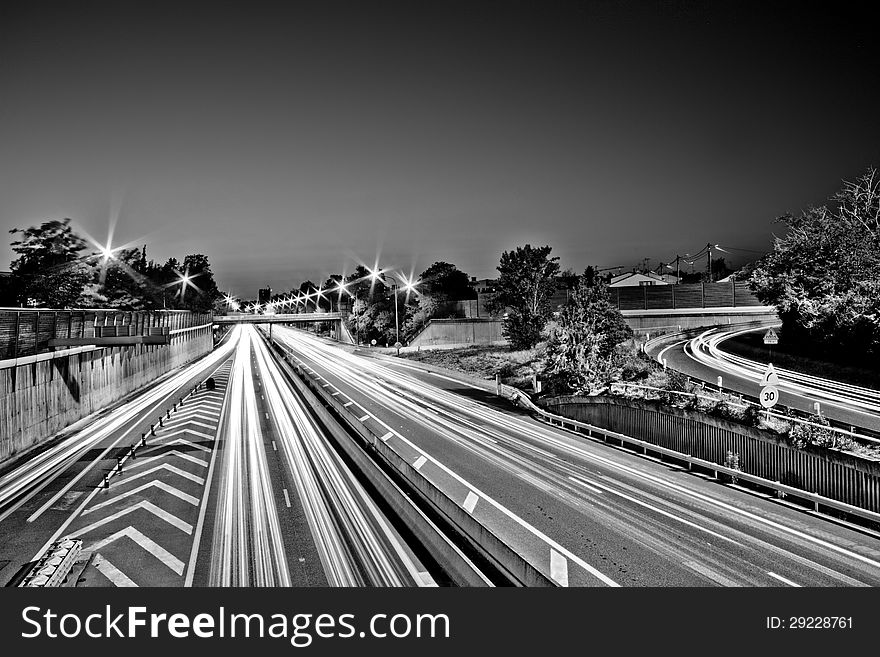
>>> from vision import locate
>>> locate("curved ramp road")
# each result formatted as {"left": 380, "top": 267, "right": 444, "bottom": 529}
{"left": 269, "top": 325, "right": 880, "bottom": 587}
{"left": 649, "top": 325, "right": 880, "bottom": 432}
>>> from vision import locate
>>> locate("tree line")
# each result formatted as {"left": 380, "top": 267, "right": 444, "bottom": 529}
{"left": 0, "top": 218, "right": 221, "bottom": 312}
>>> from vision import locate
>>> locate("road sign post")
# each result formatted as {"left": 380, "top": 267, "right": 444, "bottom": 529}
{"left": 763, "top": 327, "right": 779, "bottom": 362}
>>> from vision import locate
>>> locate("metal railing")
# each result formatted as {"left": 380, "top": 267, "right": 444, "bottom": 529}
{"left": 608, "top": 381, "right": 880, "bottom": 447}
{"left": 0, "top": 309, "right": 211, "bottom": 359}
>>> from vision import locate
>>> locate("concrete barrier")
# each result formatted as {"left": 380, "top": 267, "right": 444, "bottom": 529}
{"left": 264, "top": 334, "right": 556, "bottom": 586}
{"left": 0, "top": 325, "right": 213, "bottom": 465}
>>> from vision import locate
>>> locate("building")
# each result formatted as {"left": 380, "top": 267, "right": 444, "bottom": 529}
{"left": 258, "top": 287, "right": 272, "bottom": 305}
{"left": 608, "top": 271, "right": 670, "bottom": 287}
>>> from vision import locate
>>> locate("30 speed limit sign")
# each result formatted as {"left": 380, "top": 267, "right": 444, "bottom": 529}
{"left": 760, "top": 385, "right": 779, "bottom": 409}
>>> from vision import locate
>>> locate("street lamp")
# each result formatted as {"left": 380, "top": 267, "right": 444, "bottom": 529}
{"left": 368, "top": 266, "right": 419, "bottom": 347}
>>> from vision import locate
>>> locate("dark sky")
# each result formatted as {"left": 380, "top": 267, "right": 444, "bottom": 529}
{"left": 2, "top": 0, "right": 879, "bottom": 296}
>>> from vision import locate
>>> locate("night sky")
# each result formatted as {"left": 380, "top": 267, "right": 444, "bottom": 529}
{"left": 1, "top": 1, "right": 878, "bottom": 296}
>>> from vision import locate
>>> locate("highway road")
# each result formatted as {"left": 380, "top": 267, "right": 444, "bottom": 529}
{"left": 269, "top": 324, "right": 880, "bottom": 587}
{"left": 647, "top": 324, "right": 880, "bottom": 434}
{"left": 0, "top": 325, "right": 435, "bottom": 587}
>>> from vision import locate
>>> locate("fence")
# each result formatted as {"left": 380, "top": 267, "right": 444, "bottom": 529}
{"left": 0, "top": 309, "right": 211, "bottom": 360}
{"left": 540, "top": 395, "right": 880, "bottom": 515}
{"left": 613, "top": 282, "right": 762, "bottom": 310}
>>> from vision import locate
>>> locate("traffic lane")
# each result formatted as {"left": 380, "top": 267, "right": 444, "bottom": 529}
{"left": 280, "top": 340, "right": 744, "bottom": 586}
{"left": 650, "top": 339, "right": 880, "bottom": 432}
{"left": 375, "top": 358, "right": 880, "bottom": 586}
{"left": 281, "top": 338, "right": 880, "bottom": 586}
{"left": 208, "top": 327, "right": 292, "bottom": 586}
{"left": 46, "top": 362, "right": 231, "bottom": 587}
{"left": 252, "top": 327, "right": 432, "bottom": 586}
{"left": 0, "top": 339, "right": 238, "bottom": 587}
{"left": 248, "top": 353, "right": 329, "bottom": 587}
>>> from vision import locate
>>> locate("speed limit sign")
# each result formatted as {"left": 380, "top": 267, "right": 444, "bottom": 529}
{"left": 760, "top": 385, "right": 779, "bottom": 409}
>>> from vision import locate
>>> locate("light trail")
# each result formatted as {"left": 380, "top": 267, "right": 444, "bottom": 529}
{"left": 0, "top": 332, "right": 238, "bottom": 524}
{"left": 211, "top": 325, "right": 432, "bottom": 587}
{"left": 269, "top": 325, "right": 880, "bottom": 587}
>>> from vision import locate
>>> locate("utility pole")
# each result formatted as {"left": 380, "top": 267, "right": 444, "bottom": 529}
{"left": 706, "top": 243, "right": 712, "bottom": 283}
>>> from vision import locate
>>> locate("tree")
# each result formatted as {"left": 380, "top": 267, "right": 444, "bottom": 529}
{"left": 543, "top": 279, "right": 633, "bottom": 395}
{"left": 8, "top": 218, "right": 92, "bottom": 307}
{"left": 749, "top": 168, "right": 880, "bottom": 362}
{"left": 487, "top": 244, "right": 560, "bottom": 350}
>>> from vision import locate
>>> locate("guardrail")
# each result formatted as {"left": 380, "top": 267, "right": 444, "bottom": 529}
{"left": 608, "top": 381, "right": 880, "bottom": 448}
{"left": 311, "top": 336, "right": 880, "bottom": 529}
{"left": 262, "top": 336, "right": 493, "bottom": 587}
{"left": 0, "top": 309, "right": 210, "bottom": 359}
{"left": 532, "top": 395, "right": 880, "bottom": 524}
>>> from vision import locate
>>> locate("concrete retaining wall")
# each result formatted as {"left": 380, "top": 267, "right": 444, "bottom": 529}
{"left": 407, "top": 318, "right": 507, "bottom": 349}
{"left": 621, "top": 307, "right": 778, "bottom": 335}
{"left": 406, "top": 309, "right": 778, "bottom": 348}
{"left": 0, "top": 325, "right": 213, "bottom": 464}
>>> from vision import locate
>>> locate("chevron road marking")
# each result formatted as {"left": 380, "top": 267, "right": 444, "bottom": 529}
{"left": 161, "top": 419, "right": 217, "bottom": 432}
{"left": 156, "top": 426, "right": 216, "bottom": 441}
{"left": 114, "top": 462, "right": 205, "bottom": 486}
{"left": 153, "top": 431, "right": 211, "bottom": 454}
{"left": 88, "top": 527, "right": 185, "bottom": 575}
{"left": 168, "top": 410, "right": 220, "bottom": 423}
{"left": 76, "top": 500, "right": 194, "bottom": 535}
{"left": 92, "top": 554, "right": 138, "bottom": 587}
{"left": 126, "top": 450, "right": 209, "bottom": 470}
{"left": 84, "top": 480, "right": 200, "bottom": 514}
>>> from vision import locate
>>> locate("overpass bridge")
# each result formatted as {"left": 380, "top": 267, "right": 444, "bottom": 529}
{"left": 213, "top": 312, "right": 356, "bottom": 344}
{"left": 213, "top": 312, "right": 343, "bottom": 324}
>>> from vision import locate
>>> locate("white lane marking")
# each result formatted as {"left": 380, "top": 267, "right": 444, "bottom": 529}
{"left": 154, "top": 436, "right": 213, "bottom": 453}
{"left": 683, "top": 560, "right": 741, "bottom": 587}
{"left": 463, "top": 491, "right": 479, "bottom": 513}
{"left": 161, "top": 419, "right": 217, "bottom": 432}
{"left": 557, "top": 440, "right": 880, "bottom": 571}
{"left": 113, "top": 462, "right": 205, "bottom": 487}
{"left": 272, "top": 441, "right": 277, "bottom": 451}
{"left": 656, "top": 339, "right": 687, "bottom": 365}
{"left": 568, "top": 476, "right": 603, "bottom": 495}
{"left": 92, "top": 554, "right": 138, "bottom": 587}
{"left": 331, "top": 391, "right": 340, "bottom": 396}
{"left": 185, "top": 360, "right": 232, "bottom": 588}
{"left": 413, "top": 456, "right": 427, "bottom": 470}
{"left": 343, "top": 401, "right": 353, "bottom": 407}
{"left": 265, "top": 412, "right": 270, "bottom": 419}
{"left": 155, "top": 428, "right": 215, "bottom": 442}
{"left": 768, "top": 571, "right": 802, "bottom": 587}
{"left": 569, "top": 475, "right": 739, "bottom": 545}
{"left": 126, "top": 450, "right": 209, "bottom": 470}
{"left": 379, "top": 432, "right": 393, "bottom": 442}
{"left": 89, "top": 526, "right": 185, "bottom": 575}
{"left": 175, "top": 406, "right": 221, "bottom": 418}
{"left": 288, "top": 346, "right": 619, "bottom": 587}
{"left": 417, "top": 571, "right": 437, "bottom": 587}
{"left": 427, "top": 371, "right": 490, "bottom": 391}
{"left": 322, "top": 383, "right": 330, "bottom": 388}
{"left": 75, "top": 500, "right": 193, "bottom": 535}
{"left": 84, "top": 480, "right": 200, "bottom": 513}
{"left": 283, "top": 488, "right": 292, "bottom": 508}
{"left": 550, "top": 549, "right": 569, "bottom": 586}
{"left": 363, "top": 415, "right": 618, "bottom": 586}
{"left": 358, "top": 414, "right": 371, "bottom": 422}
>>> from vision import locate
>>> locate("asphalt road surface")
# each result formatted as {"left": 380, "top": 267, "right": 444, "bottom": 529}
{"left": 269, "top": 325, "right": 880, "bottom": 587}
